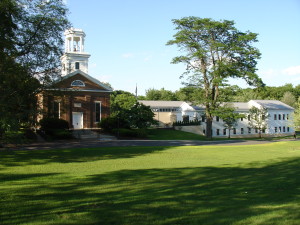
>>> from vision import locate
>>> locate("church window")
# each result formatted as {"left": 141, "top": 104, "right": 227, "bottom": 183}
{"left": 95, "top": 102, "right": 101, "bottom": 122}
{"left": 71, "top": 80, "right": 85, "bottom": 87}
{"left": 75, "top": 62, "right": 80, "bottom": 69}
{"left": 52, "top": 101, "right": 60, "bottom": 118}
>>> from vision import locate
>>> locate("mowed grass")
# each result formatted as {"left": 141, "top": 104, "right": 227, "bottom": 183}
{"left": 1, "top": 142, "right": 300, "bottom": 225}
{"left": 147, "top": 128, "right": 207, "bottom": 140}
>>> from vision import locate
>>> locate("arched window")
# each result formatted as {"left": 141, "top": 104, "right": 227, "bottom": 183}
{"left": 71, "top": 80, "right": 85, "bottom": 87}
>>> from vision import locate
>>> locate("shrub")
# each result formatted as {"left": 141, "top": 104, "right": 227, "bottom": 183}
{"left": 98, "top": 117, "right": 119, "bottom": 132}
{"left": 39, "top": 118, "right": 70, "bottom": 140}
{"left": 40, "top": 117, "right": 69, "bottom": 130}
{"left": 1, "top": 131, "right": 25, "bottom": 144}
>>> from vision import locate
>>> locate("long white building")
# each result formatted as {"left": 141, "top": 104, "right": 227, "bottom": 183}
{"left": 139, "top": 100, "right": 295, "bottom": 137}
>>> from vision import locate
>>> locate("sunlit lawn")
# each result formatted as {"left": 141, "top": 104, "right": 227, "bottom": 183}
{"left": 147, "top": 128, "right": 208, "bottom": 140}
{"left": 1, "top": 141, "right": 300, "bottom": 224}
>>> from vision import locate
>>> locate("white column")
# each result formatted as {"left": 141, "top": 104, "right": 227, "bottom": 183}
{"left": 82, "top": 38, "right": 84, "bottom": 52}
{"left": 71, "top": 36, "right": 74, "bottom": 52}
{"left": 80, "top": 36, "right": 83, "bottom": 52}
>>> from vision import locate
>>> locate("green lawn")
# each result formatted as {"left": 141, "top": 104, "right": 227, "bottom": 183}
{"left": 1, "top": 141, "right": 300, "bottom": 224}
{"left": 147, "top": 128, "right": 208, "bottom": 140}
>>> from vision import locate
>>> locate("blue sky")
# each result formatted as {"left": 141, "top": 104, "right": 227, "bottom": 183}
{"left": 65, "top": 0, "right": 300, "bottom": 95}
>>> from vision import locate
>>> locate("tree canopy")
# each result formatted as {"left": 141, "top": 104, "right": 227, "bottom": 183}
{"left": 0, "top": 0, "right": 70, "bottom": 133}
{"left": 167, "top": 17, "right": 263, "bottom": 138}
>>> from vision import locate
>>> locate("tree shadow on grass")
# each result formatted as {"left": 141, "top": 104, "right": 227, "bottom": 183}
{"left": 0, "top": 146, "right": 170, "bottom": 167}
{"left": 1, "top": 158, "right": 300, "bottom": 224}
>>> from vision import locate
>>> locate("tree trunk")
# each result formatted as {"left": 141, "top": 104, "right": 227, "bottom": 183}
{"left": 206, "top": 116, "right": 213, "bottom": 139}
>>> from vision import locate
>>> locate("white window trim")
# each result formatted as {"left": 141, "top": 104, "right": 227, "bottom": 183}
{"left": 71, "top": 80, "right": 85, "bottom": 87}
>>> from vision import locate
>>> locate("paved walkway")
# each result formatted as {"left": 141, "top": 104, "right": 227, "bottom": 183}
{"left": 2, "top": 137, "right": 299, "bottom": 151}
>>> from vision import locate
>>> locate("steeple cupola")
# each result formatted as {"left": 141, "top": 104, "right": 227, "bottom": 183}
{"left": 61, "top": 28, "right": 91, "bottom": 76}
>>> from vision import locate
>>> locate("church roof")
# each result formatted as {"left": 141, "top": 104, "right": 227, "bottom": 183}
{"left": 56, "top": 70, "right": 113, "bottom": 91}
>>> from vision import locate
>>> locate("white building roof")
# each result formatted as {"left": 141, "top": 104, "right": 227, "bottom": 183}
{"left": 139, "top": 100, "right": 186, "bottom": 108}
{"left": 139, "top": 100, "right": 294, "bottom": 111}
{"left": 250, "top": 100, "right": 294, "bottom": 110}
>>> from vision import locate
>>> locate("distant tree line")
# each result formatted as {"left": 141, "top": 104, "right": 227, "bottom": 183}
{"left": 138, "top": 83, "right": 299, "bottom": 108}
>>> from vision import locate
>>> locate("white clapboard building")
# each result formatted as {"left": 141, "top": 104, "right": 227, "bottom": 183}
{"left": 139, "top": 100, "right": 295, "bottom": 137}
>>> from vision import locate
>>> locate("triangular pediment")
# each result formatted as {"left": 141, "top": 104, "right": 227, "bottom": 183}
{"left": 53, "top": 70, "right": 112, "bottom": 92}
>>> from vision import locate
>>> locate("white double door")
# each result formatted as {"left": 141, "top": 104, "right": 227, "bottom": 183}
{"left": 72, "top": 112, "right": 83, "bottom": 129}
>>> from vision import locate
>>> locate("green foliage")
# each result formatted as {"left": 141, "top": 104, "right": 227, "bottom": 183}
{"left": 167, "top": 17, "right": 263, "bottom": 138}
{"left": 0, "top": 128, "right": 37, "bottom": 145}
{"left": 128, "top": 102, "right": 157, "bottom": 129}
{"left": 110, "top": 90, "right": 137, "bottom": 117}
{"left": 39, "top": 117, "right": 71, "bottom": 139}
{"left": 1, "top": 131, "right": 26, "bottom": 144}
{"left": 281, "top": 91, "right": 296, "bottom": 108}
{"left": 98, "top": 116, "right": 130, "bottom": 132}
{"left": 293, "top": 97, "right": 300, "bottom": 128}
{"left": 99, "top": 102, "right": 156, "bottom": 131}
{"left": 0, "top": 0, "right": 70, "bottom": 132}
{"left": 145, "top": 88, "right": 177, "bottom": 101}
{"left": 40, "top": 117, "right": 69, "bottom": 130}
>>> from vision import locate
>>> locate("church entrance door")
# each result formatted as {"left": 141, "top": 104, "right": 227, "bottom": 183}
{"left": 72, "top": 112, "right": 83, "bottom": 129}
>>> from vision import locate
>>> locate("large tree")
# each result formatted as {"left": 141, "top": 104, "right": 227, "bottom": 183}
{"left": 167, "top": 17, "right": 263, "bottom": 138}
{"left": 0, "top": 0, "right": 70, "bottom": 132}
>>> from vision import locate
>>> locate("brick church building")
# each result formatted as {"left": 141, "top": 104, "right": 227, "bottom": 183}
{"left": 38, "top": 28, "right": 112, "bottom": 129}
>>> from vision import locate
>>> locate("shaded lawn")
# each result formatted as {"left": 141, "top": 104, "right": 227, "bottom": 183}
{"left": 0, "top": 142, "right": 300, "bottom": 224}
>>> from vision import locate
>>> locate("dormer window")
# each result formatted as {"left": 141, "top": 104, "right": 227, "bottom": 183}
{"left": 75, "top": 62, "right": 80, "bottom": 70}
{"left": 71, "top": 80, "right": 85, "bottom": 87}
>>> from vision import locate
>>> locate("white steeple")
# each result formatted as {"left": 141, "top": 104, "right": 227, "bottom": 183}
{"left": 61, "top": 28, "right": 91, "bottom": 76}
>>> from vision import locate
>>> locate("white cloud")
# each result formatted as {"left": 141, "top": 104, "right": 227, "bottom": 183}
{"left": 282, "top": 65, "right": 300, "bottom": 76}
